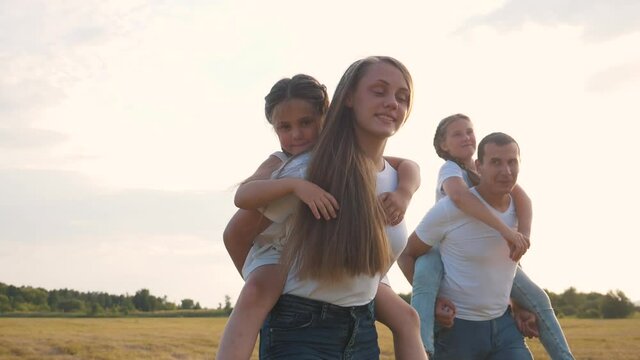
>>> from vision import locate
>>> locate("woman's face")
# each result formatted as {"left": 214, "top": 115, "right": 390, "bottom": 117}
{"left": 440, "top": 118, "right": 476, "bottom": 161}
{"left": 271, "top": 98, "right": 322, "bottom": 155}
{"left": 348, "top": 62, "right": 410, "bottom": 140}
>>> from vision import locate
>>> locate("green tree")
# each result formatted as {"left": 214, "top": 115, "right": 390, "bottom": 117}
{"left": 398, "top": 293, "right": 411, "bottom": 304}
{"left": 88, "top": 302, "right": 105, "bottom": 316}
{"left": 0, "top": 294, "right": 12, "bottom": 312}
{"left": 224, "top": 295, "right": 232, "bottom": 314}
{"left": 601, "top": 290, "right": 635, "bottom": 319}
{"left": 133, "top": 289, "right": 153, "bottom": 311}
{"left": 58, "top": 299, "right": 85, "bottom": 313}
{"left": 181, "top": 299, "right": 195, "bottom": 310}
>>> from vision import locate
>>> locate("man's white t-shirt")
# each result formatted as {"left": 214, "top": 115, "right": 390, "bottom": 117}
{"left": 260, "top": 153, "right": 408, "bottom": 307}
{"left": 414, "top": 188, "right": 518, "bottom": 321}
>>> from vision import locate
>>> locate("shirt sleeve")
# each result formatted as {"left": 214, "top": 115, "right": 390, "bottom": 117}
{"left": 413, "top": 199, "right": 452, "bottom": 247}
{"left": 437, "top": 161, "right": 465, "bottom": 195}
{"left": 260, "top": 153, "right": 310, "bottom": 223}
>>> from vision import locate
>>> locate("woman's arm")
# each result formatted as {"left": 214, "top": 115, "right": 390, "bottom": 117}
{"left": 442, "top": 177, "right": 528, "bottom": 261}
{"left": 382, "top": 156, "right": 421, "bottom": 224}
{"left": 511, "top": 184, "right": 532, "bottom": 239}
{"left": 223, "top": 209, "right": 273, "bottom": 275}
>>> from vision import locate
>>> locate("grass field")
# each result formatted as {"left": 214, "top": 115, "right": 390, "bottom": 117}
{"left": 1, "top": 315, "right": 639, "bottom": 359}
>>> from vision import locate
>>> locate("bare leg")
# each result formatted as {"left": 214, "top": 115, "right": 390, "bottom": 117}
{"left": 216, "top": 264, "right": 285, "bottom": 360}
{"left": 375, "top": 284, "right": 428, "bottom": 360}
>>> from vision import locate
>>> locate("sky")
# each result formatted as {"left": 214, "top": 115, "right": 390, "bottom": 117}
{"left": 2, "top": 0, "right": 639, "bottom": 309}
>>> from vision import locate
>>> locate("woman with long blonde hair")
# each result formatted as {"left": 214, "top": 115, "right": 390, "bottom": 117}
{"left": 246, "top": 56, "right": 424, "bottom": 358}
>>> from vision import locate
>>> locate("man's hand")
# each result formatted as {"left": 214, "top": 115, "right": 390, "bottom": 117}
{"left": 512, "top": 307, "right": 539, "bottom": 338}
{"left": 435, "top": 297, "right": 456, "bottom": 328}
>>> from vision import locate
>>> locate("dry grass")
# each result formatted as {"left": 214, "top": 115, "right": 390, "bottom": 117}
{"left": 1, "top": 315, "right": 638, "bottom": 359}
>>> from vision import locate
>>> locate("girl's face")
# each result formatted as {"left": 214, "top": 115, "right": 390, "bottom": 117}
{"left": 440, "top": 118, "right": 476, "bottom": 161}
{"left": 271, "top": 98, "right": 322, "bottom": 155}
{"left": 348, "top": 62, "right": 410, "bottom": 140}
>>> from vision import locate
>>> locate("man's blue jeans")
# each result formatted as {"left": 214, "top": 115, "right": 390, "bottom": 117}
{"left": 434, "top": 307, "right": 533, "bottom": 360}
{"left": 412, "top": 250, "right": 575, "bottom": 359}
{"left": 259, "top": 294, "right": 379, "bottom": 359}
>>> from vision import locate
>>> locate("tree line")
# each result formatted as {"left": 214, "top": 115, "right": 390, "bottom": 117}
{"left": 397, "top": 287, "right": 637, "bottom": 319}
{"left": 0, "top": 282, "right": 231, "bottom": 316}
{"left": 1, "top": 281, "right": 635, "bottom": 319}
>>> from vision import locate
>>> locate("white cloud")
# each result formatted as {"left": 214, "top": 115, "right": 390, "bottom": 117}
{"left": 459, "top": 0, "right": 640, "bottom": 41}
{"left": 0, "top": 168, "right": 235, "bottom": 242}
{"left": 586, "top": 60, "right": 640, "bottom": 92}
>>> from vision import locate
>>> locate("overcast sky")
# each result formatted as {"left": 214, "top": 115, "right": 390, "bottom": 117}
{"left": 2, "top": 0, "right": 639, "bottom": 308}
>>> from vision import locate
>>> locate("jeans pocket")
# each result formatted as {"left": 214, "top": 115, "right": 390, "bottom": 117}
{"left": 269, "top": 309, "right": 314, "bottom": 330}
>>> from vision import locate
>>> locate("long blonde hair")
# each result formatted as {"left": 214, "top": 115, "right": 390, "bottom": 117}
{"left": 281, "top": 56, "right": 414, "bottom": 282}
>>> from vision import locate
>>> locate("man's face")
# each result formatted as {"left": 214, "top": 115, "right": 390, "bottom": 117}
{"left": 476, "top": 142, "right": 520, "bottom": 195}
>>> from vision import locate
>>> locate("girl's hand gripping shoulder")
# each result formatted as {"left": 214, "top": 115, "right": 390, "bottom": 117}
{"left": 380, "top": 156, "right": 420, "bottom": 225}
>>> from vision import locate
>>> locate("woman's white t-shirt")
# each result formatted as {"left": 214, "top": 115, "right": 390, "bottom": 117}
{"left": 259, "top": 153, "right": 408, "bottom": 306}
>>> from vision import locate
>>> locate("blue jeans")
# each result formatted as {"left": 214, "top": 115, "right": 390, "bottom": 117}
{"left": 259, "top": 294, "right": 379, "bottom": 359}
{"left": 435, "top": 307, "right": 532, "bottom": 360}
{"left": 411, "top": 247, "right": 444, "bottom": 356}
{"left": 412, "top": 251, "right": 574, "bottom": 360}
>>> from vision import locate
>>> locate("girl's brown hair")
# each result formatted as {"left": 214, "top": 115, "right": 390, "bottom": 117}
{"left": 433, "top": 113, "right": 480, "bottom": 186}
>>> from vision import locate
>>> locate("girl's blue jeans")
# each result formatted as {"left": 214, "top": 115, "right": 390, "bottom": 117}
{"left": 411, "top": 249, "right": 575, "bottom": 360}
{"left": 259, "top": 294, "right": 379, "bottom": 359}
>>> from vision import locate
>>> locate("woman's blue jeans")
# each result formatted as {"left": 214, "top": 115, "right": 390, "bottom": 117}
{"left": 259, "top": 294, "right": 379, "bottom": 359}
{"left": 411, "top": 250, "right": 575, "bottom": 360}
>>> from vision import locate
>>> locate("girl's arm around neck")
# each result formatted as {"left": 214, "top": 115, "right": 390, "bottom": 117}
{"left": 381, "top": 156, "right": 420, "bottom": 225}
{"left": 235, "top": 154, "right": 286, "bottom": 209}
{"left": 442, "top": 177, "right": 528, "bottom": 261}
{"left": 511, "top": 184, "right": 532, "bottom": 238}
{"left": 241, "top": 154, "right": 284, "bottom": 184}
{"left": 384, "top": 156, "right": 421, "bottom": 197}
{"left": 236, "top": 173, "right": 340, "bottom": 221}
{"left": 235, "top": 177, "right": 309, "bottom": 209}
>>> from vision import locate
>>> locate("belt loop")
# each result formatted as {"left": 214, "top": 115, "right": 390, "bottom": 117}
{"left": 321, "top": 303, "right": 327, "bottom": 320}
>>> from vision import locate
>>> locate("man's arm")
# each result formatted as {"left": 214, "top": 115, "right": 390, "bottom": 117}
{"left": 511, "top": 184, "right": 532, "bottom": 238}
{"left": 397, "top": 232, "right": 432, "bottom": 285}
